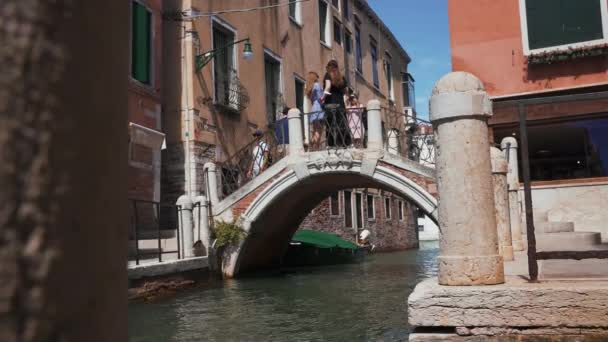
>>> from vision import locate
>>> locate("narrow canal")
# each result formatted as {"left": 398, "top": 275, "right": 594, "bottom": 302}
{"left": 128, "top": 241, "right": 439, "bottom": 341}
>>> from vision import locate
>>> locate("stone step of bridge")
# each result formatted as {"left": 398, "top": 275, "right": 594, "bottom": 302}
{"left": 535, "top": 232, "right": 608, "bottom": 252}
{"left": 534, "top": 221, "right": 575, "bottom": 233}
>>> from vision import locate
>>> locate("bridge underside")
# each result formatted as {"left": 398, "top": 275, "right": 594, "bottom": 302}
{"left": 236, "top": 172, "right": 425, "bottom": 275}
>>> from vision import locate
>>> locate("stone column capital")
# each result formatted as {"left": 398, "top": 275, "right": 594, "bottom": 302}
{"left": 500, "top": 136, "right": 518, "bottom": 149}
{"left": 429, "top": 72, "right": 492, "bottom": 123}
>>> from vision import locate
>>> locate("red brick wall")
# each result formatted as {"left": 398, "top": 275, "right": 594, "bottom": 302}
{"left": 299, "top": 191, "right": 419, "bottom": 251}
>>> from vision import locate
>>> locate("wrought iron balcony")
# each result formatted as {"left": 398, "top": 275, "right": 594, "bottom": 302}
{"left": 214, "top": 68, "right": 250, "bottom": 114}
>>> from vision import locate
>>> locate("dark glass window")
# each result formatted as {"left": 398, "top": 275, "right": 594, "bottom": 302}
{"left": 333, "top": 19, "right": 342, "bottom": 45}
{"left": 319, "top": 1, "right": 328, "bottom": 43}
{"left": 342, "top": 0, "right": 350, "bottom": 20}
{"left": 289, "top": 1, "right": 296, "bottom": 19}
{"left": 295, "top": 78, "right": 305, "bottom": 112}
{"left": 371, "top": 41, "right": 379, "bottom": 88}
{"left": 398, "top": 200, "right": 404, "bottom": 220}
{"left": 344, "top": 191, "right": 352, "bottom": 228}
{"left": 132, "top": 2, "right": 151, "bottom": 84}
{"left": 494, "top": 116, "right": 608, "bottom": 182}
{"left": 355, "top": 25, "right": 363, "bottom": 72}
{"left": 344, "top": 31, "right": 352, "bottom": 54}
{"left": 367, "top": 195, "right": 375, "bottom": 219}
{"left": 213, "top": 24, "right": 236, "bottom": 106}
{"left": 330, "top": 192, "right": 340, "bottom": 215}
{"left": 384, "top": 197, "right": 391, "bottom": 219}
{"left": 355, "top": 193, "right": 363, "bottom": 229}
{"left": 525, "top": 0, "right": 604, "bottom": 50}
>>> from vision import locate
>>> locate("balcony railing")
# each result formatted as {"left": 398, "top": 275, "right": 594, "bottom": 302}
{"left": 214, "top": 68, "right": 250, "bottom": 113}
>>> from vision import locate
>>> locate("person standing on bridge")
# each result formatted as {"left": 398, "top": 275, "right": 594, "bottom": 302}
{"left": 248, "top": 129, "right": 270, "bottom": 178}
{"left": 322, "top": 60, "right": 352, "bottom": 148}
{"left": 305, "top": 71, "right": 324, "bottom": 149}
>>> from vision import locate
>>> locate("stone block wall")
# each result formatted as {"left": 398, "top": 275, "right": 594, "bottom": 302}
{"left": 299, "top": 190, "right": 419, "bottom": 251}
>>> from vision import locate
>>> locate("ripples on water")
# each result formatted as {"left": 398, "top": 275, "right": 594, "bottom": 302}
{"left": 129, "top": 241, "right": 439, "bottom": 342}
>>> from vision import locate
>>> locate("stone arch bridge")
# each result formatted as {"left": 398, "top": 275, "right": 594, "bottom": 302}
{"left": 202, "top": 101, "right": 438, "bottom": 277}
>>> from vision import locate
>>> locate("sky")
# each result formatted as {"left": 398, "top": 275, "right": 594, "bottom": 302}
{"left": 369, "top": 0, "right": 452, "bottom": 119}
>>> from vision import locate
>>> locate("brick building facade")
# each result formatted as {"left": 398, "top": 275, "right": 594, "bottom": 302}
{"left": 300, "top": 190, "right": 419, "bottom": 251}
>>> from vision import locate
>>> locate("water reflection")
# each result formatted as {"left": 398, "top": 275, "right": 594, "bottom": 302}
{"left": 129, "top": 241, "right": 439, "bottom": 342}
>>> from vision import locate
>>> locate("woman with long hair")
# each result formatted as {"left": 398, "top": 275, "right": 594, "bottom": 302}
{"left": 322, "top": 60, "right": 351, "bottom": 147}
{"left": 305, "top": 71, "right": 324, "bottom": 149}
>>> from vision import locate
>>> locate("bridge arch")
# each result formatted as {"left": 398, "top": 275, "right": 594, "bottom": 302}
{"left": 220, "top": 157, "right": 438, "bottom": 277}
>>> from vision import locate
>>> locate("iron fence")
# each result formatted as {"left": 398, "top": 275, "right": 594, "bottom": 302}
{"left": 381, "top": 106, "right": 435, "bottom": 167}
{"left": 129, "top": 199, "right": 182, "bottom": 265}
{"left": 216, "top": 121, "right": 288, "bottom": 200}
{"left": 303, "top": 106, "right": 367, "bottom": 151}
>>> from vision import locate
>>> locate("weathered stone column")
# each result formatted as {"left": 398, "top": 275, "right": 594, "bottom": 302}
{"left": 491, "top": 147, "right": 514, "bottom": 261}
{"left": 204, "top": 162, "right": 220, "bottom": 206}
{"left": 429, "top": 72, "right": 504, "bottom": 285}
{"left": 288, "top": 108, "right": 304, "bottom": 155}
{"left": 501, "top": 137, "right": 524, "bottom": 251}
{"left": 366, "top": 99, "right": 383, "bottom": 150}
{"left": 177, "top": 195, "right": 194, "bottom": 258}
{"left": 194, "top": 195, "right": 211, "bottom": 255}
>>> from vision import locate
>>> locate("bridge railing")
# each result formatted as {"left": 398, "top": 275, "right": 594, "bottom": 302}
{"left": 381, "top": 106, "right": 435, "bottom": 167}
{"left": 215, "top": 121, "right": 288, "bottom": 200}
{"left": 302, "top": 106, "right": 367, "bottom": 151}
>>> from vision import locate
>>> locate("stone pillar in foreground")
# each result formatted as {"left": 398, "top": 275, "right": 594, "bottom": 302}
{"left": 501, "top": 137, "right": 524, "bottom": 251}
{"left": 288, "top": 108, "right": 304, "bottom": 155}
{"left": 177, "top": 195, "right": 194, "bottom": 258}
{"left": 491, "top": 147, "right": 514, "bottom": 261}
{"left": 194, "top": 195, "right": 211, "bottom": 255}
{"left": 204, "top": 162, "right": 220, "bottom": 207}
{"left": 429, "top": 72, "right": 504, "bottom": 285}
{"left": 366, "top": 99, "right": 383, "bottom": 151}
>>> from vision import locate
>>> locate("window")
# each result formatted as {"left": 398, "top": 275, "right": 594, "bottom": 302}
{"left": 367, "top": 194, "right": 375, "bottom": 219}
{"left": 289, "top": 0, "right": 302, "bottom": 24}
{"left": 131, "top": 1, "right": 152, "bottom": 84}
{"left": 344, "top": 30, "right": 352, "bottom": 54}
{"left": 402, "top": 73, "right": 415, "bottom": 109}
{"left": 385, "top": 54, "right": 394, "bottom": 101}
{"left": 519, "top": 0, "right": 608, "bottom": 55}
{"left": 493, "top": 116, "right": 608, "bottom": 182}
{"left": 418, "top": 225, "right": 425, "bottom": 232}
{"left": 342, "top": 0, "right": 350, "bottom": 21}
{"left": 344, "top": 191, "right": 353, "bottom": 228}
{"left": 355, "top": 193, "right": 363, "bottom": 229}
{"left": 330, "top": 192, "right": 340, "bottom": 216}
{"left": 264, "top": 51, "right": 282, "bottom": 123}
{"left": 370, "top": 40, "right": 379, "bottom": 88}
{"left": 333, "top": 19, "right": 342, "bottom": 45}
{"left": 213, "top": 21, "right": 236, "bottom": 106}
{"left": 398, "top": 200, "right": 404, "bottom": 221}
{"left": 319, "top": 1, "right": 330, "bottom": 45}
{"left": 295, "top": 77, "right": 305, "bottom": 112}
{"left": 355, "top": 24, "right": 363, "bottom": 72}
{"left": 384, "top": 197, "right": 391, "bottom": 219}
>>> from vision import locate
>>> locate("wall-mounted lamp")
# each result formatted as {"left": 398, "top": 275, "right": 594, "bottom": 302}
{"left": 195, "top": 38, "right": 253, "bottom": 72}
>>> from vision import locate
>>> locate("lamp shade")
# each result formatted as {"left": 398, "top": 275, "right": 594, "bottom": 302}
{"left": 243, "top": 39, "right": 253, "bottom": 60}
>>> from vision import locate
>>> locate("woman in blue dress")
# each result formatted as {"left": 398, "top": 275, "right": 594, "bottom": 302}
{"left": 305, "top": 71, "right": 324, "bottom": 149}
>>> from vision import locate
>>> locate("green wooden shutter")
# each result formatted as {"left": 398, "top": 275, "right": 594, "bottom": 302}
{"left": 526, "top": 0, "right": 603, "bottom": 50}
{"left": 132, "top": 2, "right": 151, "bottom": 83}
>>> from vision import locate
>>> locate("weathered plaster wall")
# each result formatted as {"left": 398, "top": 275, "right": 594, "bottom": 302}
{"left": 0, "top": 0, "right": 128, "bottom": 340}
{"left": 528, "top": 182, "right": 608, "bottom": 242}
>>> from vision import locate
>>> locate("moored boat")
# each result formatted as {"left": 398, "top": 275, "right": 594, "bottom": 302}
{"left": 283, "top": 229, "right": 369, "bottom": 267}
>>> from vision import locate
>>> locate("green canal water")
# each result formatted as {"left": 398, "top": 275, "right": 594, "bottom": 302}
{"left": 128, "top": 241, "right": 439, "bottom": 342}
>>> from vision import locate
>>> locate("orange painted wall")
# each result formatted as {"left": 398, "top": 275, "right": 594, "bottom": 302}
{"left": 448, "top": 0, "right": 608, "bottom": 98}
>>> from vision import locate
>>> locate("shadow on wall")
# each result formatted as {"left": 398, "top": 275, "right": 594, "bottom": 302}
{"left": 524, "top": 54, "right": 608, "bottom": 85}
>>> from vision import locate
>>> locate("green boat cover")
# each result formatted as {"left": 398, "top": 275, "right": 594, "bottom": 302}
{"left": 292, "top": 229, "right": 358, "bottom": 250}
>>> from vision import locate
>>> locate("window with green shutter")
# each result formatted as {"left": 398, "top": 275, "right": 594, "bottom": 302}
{"left": 523, "top": 0, "right": 605, "bottom": 51}
{"left": 132, "top": 2, "right": 151, "bottom": 84}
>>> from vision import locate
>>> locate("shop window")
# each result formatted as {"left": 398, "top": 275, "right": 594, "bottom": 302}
{"left": 494, "top": 116, "right": 608, "bottom": 182}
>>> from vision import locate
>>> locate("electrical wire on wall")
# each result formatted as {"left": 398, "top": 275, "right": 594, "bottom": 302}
{"left": 166, "top": 0, "right": 312, "bottom": 21}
